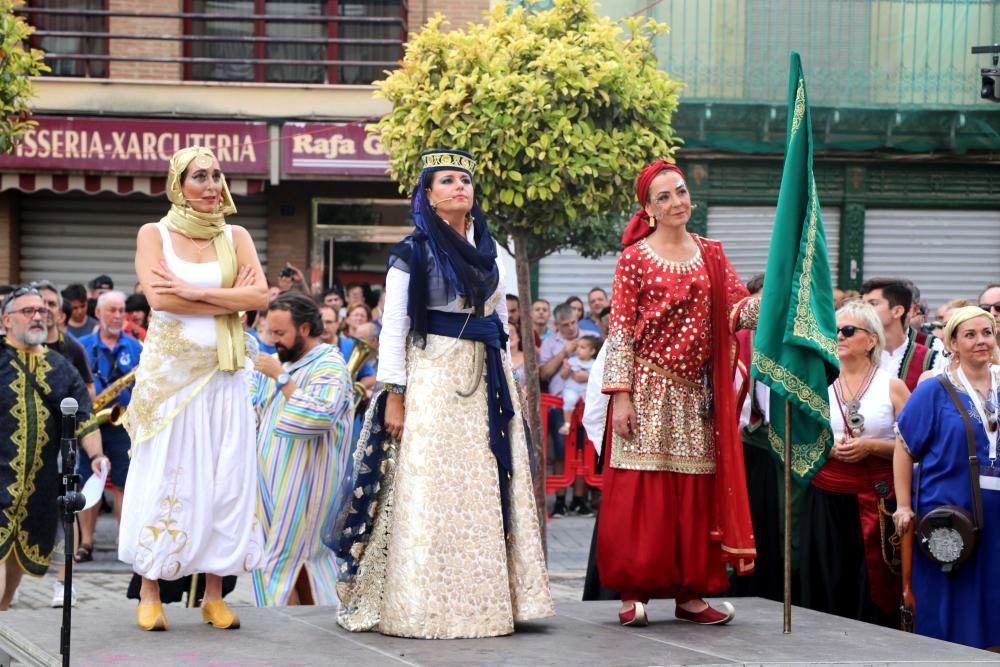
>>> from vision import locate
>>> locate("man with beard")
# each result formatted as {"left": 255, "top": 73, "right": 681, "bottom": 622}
{"left": 76, "top": 290, "right": 142, "bottom": 562}
{"left": 34, "top": 279, "right": 95, "bottom": 606}
{"left": 250, "top": 292, "right": 352, "bottom": 606}
{"left": 0, "top": 287, "right": 106, "bottom": 609}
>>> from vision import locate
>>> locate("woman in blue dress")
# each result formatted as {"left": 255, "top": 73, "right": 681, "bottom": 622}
{"left": 894, "top": 306, "right": 1000, "bottom": 649}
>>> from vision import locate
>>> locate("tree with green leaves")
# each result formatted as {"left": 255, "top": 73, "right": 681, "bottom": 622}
{"left": 372, "top": 0, "right": 682, "bottom": 520}
{"left": 1, "top": 0, "right": 48, "bottom": 154}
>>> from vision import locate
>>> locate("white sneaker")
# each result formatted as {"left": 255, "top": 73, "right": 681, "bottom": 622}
{"left": 51, "top": 581, "right": 77, "bottom": 607}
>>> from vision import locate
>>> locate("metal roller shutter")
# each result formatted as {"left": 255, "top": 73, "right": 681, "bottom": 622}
{"left": 537, "top": 249, "right": 616, "bottom": 308}
{"left": 19, "top": 192, "right": 268, "bottom": 290}
{"left": 863, "top": 209, "right": 1000, "bottom": 309}
{"left": 706, "top": 206, "right": 841, "bottom": 284}
{"left": 538, "top": 206, "right": 841, "bottom": 307}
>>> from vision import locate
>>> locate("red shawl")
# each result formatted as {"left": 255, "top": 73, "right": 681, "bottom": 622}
{"left": 698, "top": 235, "right": 757, "bottom": 575}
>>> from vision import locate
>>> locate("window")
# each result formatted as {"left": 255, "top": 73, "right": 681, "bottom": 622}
{"left": 186, "top": 0, "right": 406, "bottom": 84}
{"left": 25, "top": 0, "right": 108, "bottom": 78}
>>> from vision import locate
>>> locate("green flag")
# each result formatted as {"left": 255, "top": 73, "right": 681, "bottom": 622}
{"left": 751, "top": 52, "right": 839, "bottom": 484}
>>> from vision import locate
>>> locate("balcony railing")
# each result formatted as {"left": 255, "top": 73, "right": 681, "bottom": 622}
{"left": 19, "top": 2, "right": 407, "bottom": 85}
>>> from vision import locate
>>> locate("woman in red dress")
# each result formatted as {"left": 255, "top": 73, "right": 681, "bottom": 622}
{"left": 599, "top": 160, "right": 758, "bottom": 626}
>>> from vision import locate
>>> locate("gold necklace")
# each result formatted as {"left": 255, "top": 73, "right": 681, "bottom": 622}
{"left": 188, "top": 236, "right": 214, "bottom": 253}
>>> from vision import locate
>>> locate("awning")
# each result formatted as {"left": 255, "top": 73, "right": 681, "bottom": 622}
{"left": 0, "top": 173, "right": 265, "bottom": 196}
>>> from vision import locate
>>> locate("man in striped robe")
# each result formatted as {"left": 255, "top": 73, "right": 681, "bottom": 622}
{"left": 250, "top": 292, "right": 352, "bottom": 606}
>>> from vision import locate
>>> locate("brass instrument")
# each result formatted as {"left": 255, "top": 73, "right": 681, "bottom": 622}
{"left": 345, "top": 337, "right": 377, "bottom": 409}
{"left": 93, "top": 368, "right": 137, "bottom": 427}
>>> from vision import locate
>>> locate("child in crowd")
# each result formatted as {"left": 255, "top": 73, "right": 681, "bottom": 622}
{"left": 558, "top": 335, "right": 601, "bottom": 435}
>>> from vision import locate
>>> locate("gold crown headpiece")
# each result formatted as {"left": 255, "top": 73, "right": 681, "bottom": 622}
{"left": 420, "top": 150, "right": 476, "bottom": 176}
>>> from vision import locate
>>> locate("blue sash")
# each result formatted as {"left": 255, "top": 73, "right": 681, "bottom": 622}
{"left": 427, "top": 310, "right": 514, "bottom": 534}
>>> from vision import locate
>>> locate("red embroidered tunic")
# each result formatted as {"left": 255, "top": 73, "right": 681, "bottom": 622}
{"left": 603, "top": 236, "right": 754, "bottom": 473}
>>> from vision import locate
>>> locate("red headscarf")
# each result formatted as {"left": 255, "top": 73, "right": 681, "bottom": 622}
{"left": 620, "top": 160, "right": 686, "bottom": 247}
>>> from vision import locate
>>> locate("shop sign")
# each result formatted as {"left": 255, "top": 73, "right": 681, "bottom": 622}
{"left": 0, "top": 116, "right": 268, "bottom": 175}
{"left": 281, "top": 122, "right": 389, "bottom": 176}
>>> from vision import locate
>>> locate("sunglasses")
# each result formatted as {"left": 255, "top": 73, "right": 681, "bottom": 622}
{"left": 1, "top": 286, "right": 41, "bottom": 315}
{"left": 980, "top": 302, "right": 1000, "bottom": 313}
{"left": 837, "top": 325, "right": 872, "bottom": 338}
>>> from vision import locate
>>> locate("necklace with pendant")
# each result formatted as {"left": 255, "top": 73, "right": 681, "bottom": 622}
{"left": 834, "top": 363, "right": 878, "bottom": 437}
{"left": 188, "top": 236, "right": 214, "bottom": 254}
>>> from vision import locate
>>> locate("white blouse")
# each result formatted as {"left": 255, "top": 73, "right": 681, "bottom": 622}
{"left": 376, "top": 227, "right": 510, "bottom": 386}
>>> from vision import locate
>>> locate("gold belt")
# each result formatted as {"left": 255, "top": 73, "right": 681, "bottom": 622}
{"left": 635, "top": 357, "right": 702, "bottom": 390}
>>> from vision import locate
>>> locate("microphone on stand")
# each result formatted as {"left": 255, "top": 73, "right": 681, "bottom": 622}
{"left": 58, "top": 397, "right": 85, "bottom": 667}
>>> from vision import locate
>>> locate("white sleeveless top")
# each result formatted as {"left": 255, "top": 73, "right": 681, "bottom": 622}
{"left": 155, "top": 222, "right": 228, "bottom": 349}
{"left": 828, "top": 366, "right": 896, "bottom": 442}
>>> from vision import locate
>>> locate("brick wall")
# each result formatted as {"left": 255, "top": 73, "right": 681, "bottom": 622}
{"left": 108, "top": 0, "right": 183, "bottom": 80}
{"left": 410, "top": 0, "right": 491, "bottom": 32}
{"left": 0, "top": 192, "right": 19, "bottom": 285}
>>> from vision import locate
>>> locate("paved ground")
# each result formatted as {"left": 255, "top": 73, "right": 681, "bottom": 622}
{"left": 9, "top": 508, "right": 597, "bottom": 611}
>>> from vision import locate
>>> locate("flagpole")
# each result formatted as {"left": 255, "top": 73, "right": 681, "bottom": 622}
{"left": 783, "top": 399, "right": 793, "bottom": 634}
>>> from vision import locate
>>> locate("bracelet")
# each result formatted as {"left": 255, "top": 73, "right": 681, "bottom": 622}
{"left": 384, "top": 383, "right": 406, "bottom": 395}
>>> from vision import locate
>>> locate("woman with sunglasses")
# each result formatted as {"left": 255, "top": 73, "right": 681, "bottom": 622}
{"left": 893, "top": 307, "right": 1000, "bottom": 648}
{"left": 800, "top": 300, "right": 909, "bottom": 626}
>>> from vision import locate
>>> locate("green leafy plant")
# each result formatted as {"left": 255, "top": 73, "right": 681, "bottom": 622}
{"left": 372, "top": 0, "right": 682, "bottom": 509}
{"left": 1, "top": 0, "right": 48, "bottom": 154}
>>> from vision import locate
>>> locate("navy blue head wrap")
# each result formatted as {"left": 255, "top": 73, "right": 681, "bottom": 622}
{"left": 387, "top": 150, "right": 500, "bottom": 348}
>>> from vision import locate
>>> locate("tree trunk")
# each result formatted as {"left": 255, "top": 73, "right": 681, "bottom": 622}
{"left": 512, "top": 230, "right": 547, "bottom": 551}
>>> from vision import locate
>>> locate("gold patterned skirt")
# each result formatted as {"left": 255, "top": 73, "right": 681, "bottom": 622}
{"left": 609, "top": 359, "right": 716, "bottom": 473}
{"left": 336, "top": 333, "right": 554, "bottom": 638}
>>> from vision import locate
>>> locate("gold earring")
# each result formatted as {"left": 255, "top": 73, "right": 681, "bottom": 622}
{"left": 647, "top": 215, "right": 656, "bottom": 229}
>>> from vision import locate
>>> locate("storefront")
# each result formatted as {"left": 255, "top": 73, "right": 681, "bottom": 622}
{"left": 0, "top": 116, "right": 270, "bottom": 289}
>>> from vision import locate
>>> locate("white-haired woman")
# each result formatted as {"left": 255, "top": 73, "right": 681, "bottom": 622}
{"left": 800, "top": 301, "right": 909, "bottom": 626}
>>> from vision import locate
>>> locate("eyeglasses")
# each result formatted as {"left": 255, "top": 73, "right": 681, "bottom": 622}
{"left": 7, "top": 306, "right": 48, "bottom": 318}
{"left": 979, "top": 302, "right": 1000, "bottom": 313}
{"left": 837, "top": 325, "right": 872, "bottom": 338}
{"left": 1, "top": 286, "right": 41, "bottom": 315}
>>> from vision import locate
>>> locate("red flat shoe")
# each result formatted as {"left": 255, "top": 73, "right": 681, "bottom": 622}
{"left": 675, "top": 601, "right": 735, "bottom": 625}
{"left": 618, "top": 601, "right": 649, "bottom": 627}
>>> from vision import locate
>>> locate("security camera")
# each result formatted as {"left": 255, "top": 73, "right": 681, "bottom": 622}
{"left": 973, "top": 44, "right": 1000, "bottom": 102}
{"left": 983, "top": 68, "right": 1000, "bottom": 101}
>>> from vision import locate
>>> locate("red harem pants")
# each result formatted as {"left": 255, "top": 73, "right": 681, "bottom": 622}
{"left": 597, "top": 466, "right": 729, "bottom": 604}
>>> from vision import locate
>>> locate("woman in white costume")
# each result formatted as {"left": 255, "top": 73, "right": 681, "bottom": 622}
{"left": 329, "top": 149, "right": 554, "bottom": 639}
{"left": 121, "top": 147, "right": 267, "bottom": 631}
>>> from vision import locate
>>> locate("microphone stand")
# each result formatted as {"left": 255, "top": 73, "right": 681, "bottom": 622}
{"left": 57, "top": 397, "right": 85, "bottom": 667}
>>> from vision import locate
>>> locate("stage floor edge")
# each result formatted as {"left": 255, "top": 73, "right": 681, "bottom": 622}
{"left": 0, "top": 597, "right": 997, "bottom": 667}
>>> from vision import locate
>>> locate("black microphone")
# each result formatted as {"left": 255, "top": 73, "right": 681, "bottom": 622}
{"left": 58, "top": 396, "right": 83, "bottom": 667}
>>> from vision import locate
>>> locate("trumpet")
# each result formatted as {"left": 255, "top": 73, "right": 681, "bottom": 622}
{"left": 93, "top": 368, "right": 137, "bottom": 426}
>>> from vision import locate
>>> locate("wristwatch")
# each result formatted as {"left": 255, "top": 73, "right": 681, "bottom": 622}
{"left": 275, "top": 372, "right": 291, "bottom": 389}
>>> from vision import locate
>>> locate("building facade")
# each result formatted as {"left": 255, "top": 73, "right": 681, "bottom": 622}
{"left": 6, "top": 0, "right": 1000, "bottom": 312}
{"left": 3, "top": 0, "right": 491, "bottom": 292}
{"left": 533, "top": 0, "right": 1000, "bottom": 310}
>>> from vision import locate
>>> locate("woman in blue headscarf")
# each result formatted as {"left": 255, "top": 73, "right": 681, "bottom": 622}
{"left": 328, "top": 150, "right": 554, "bottom": 639}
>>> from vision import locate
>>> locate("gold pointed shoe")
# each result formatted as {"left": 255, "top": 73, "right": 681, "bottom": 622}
{"left": 136, "top": 602, "right": 168, "bottom": 631}
{"left": 201, "top": 599, "right": 240, "bottom": 629}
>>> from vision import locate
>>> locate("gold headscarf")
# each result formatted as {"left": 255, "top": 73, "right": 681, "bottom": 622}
{"left": 160, "top": 146, "right": 244, "bottom": 372}
{"left": 943, "top": 305, "right": 996, "bottom": 345}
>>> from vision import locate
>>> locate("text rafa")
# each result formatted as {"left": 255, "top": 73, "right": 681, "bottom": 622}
{"left": 14, "top": 129, "right": 258, "bottom": 163}
{"left": 290, "top": 131, "right": 386, "bottom": 159}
